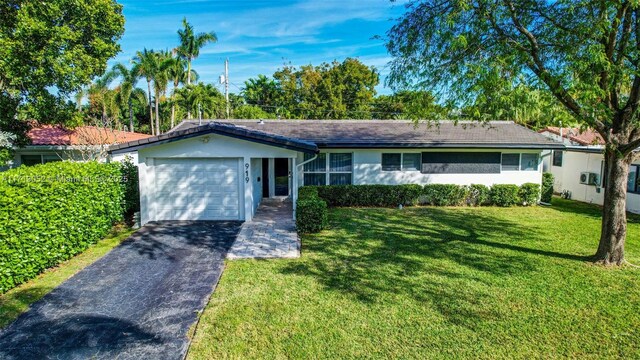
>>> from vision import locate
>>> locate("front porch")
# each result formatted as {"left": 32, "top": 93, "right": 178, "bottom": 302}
{"left": 227, "top": 198, "right": 300, "bottom": 259}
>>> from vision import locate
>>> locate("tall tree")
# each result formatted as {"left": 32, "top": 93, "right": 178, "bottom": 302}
{"left": 175, "top": 83, "right": 225, "bottom": 119}
{"left": 176, "top": 17, "right": 217, "bottom": 87}
{"left": 387, "top": 0, "right": 640, "bottom": 265}
{"left": 112, "top": 63, "right": 141, "bottom": 132}
{"left": 133, "top": 49, "right": 159, "bottom": 135}
{"left": 166, "top": 56, "right": 197, "bottom": 128}
{"left": 87, "top": 72, "right": 117, "bottom": 125}
{"left": 153, "top": 50, "right": 173, "bottom": 134}
{"left": 0, "top": 0, "right": 124, "bottom": 143}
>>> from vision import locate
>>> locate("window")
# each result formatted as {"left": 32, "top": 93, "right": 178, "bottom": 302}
{"left": 500, "top": 153, "right": 539, "bottom": 172}
{"left": 520, "top": 153, "right": 539, "bottom": 171}
{"left": 628, "top": 165, "right": 639, "bottom": 193}
{"left": 20, "top": 154, "right": 61, "bottom": 167}
{"left": 329, "top": 153, "right": 352, "bottom": 185}
{"left": 21, "top": 155, "right": 43, "bottom": 166}
{"left": 381, "top": 154, "right": 401, "bottom": 171}
{"left": 382, "top": 153, "right": 421, "bottom": 171}
{"left": 501, "top": 154, "right": 520, "bottom": 171}
{"left": 42, "top": 155, "right": 61, "bottom": 164}
{"left": 302, "top": 153, "right": 353, "bottom": 186}
{"left": 552, "top": 150, "right": 563, "bottom": 167}
{"left": 421, "top": 152, "right": 501, "bottom": 174}
{"left": 403, "top": 153, "right": 421, "bottom": 171}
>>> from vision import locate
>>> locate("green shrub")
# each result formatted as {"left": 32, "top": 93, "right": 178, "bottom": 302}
{"left": 298, "top": 185, "right": 319, "bottom": 199}
{"left": 490, "top": 184, "right": 520, "bottom": 207}
{"left": 519, "top": 183, "right": 541, "bottom": 206}
{"left": 422, "top": 184, "right": 468, "bottom": 206}
{"left": 0, "top": 161, "right": 125, "bottom": 293}
{"left": 541, "top": 173, "right": 554, "bottom": 203}
{"left": 120, "top": 155, "right": 140, "bottom": 217}
{"left": 467, "top": 184, "right": 491, "bottom": 206}
{"left": 316, "top": 184, "right": 423, "bottom": 207}
{"left": 296, "top": 186, "right": 328, "bottom": 233}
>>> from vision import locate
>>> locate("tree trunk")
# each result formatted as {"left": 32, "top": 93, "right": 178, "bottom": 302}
{"left": 595, "top": 148, "right": 632, "bottom": 265}
{"left": 171, "top": 81, "right": 178, "bottom": 129}
{"left": 187, "top": 59, "right": 192, "bottom": 119}
{"left": 155, "top": 89, "right": 161, "bottom": 135}
{"left": 147, "top": 79, "right": 155, "bottom": 135}
{"left": 128, "top": 99, "right": 134, "bottom": 132}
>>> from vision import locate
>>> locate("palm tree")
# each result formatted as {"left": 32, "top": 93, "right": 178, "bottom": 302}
{"left": 112, "top": 63, "right": 141, "bottom": 132}
{"left": 153, "top": 50, "right": 174, "bottom": 134}
{"left": 166, "top": 56, "right": 198, "bottom": 128}
{"left": 88, "top": 72, "right": 117, "bottom": 125}
{"left": 133, "top": 48, "right": 159, "bottom": 135}
{"left": 176, "top": 17, "right": 217, "bottom": 87}
{"left": 176, "top": 83, "right": 225, "bottom": 119}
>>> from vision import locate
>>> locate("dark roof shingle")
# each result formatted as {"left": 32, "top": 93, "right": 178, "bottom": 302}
{"left": 170, "top": 120, "right": 563, "bottom": 149}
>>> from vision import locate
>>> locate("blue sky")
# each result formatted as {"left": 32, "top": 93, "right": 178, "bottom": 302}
{"left": 113, "top": 0, "right": 408, "bottom": 95}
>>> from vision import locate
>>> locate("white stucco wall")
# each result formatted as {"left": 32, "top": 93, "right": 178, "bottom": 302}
{"left": 137, "top": 134, "right": 298, "bottom": 224}
{"left": 546, "top": 150, "right": 640, "bottom": 213}
{"left": 296, "top": 149, "right": 544, "bottom": 187}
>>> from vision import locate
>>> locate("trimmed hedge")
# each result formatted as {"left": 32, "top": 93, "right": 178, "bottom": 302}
{"left": 303, "top": 182, "right": 542, "bottom": 210}
{"left": 296, "top": 186, "right": 328, "bottom": 233}
{"left": 490, "top": 184, "right": 520, "bottom": 207}
{"left": 541, "top": 173, "right": 554, "bottom": 203}
{"left": 422, "top": 184, "right": 467, "bottom": 206}
{"left": 317, "top": 184, "right": 422, "bottom": 207}
{"left": 0, "top": 161, "right": 126, "bottom": 293}
{"left": 467, "top": 184, "right": 491, "bottom": 206}
{"left": 519, "top": 183, "right": 541, "bottom": 206}
{"left": 120, "top": 155, "right": 140, "bottom": 217}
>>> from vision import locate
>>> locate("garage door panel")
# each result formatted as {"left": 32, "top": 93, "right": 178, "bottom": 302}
{"left": 152, "top": 158, "right": 241, "bottom": 221}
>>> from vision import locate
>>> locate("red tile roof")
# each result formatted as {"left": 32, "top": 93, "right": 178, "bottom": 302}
{"left": 28, "top": 125, "right": 152, "bottom": 146}
{"left": 539, "top": 126, "right": 604, "bottom": 146}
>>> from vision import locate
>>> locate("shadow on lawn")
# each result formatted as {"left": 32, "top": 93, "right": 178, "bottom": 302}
{"left": 282, "top": 207, "right": 592, "bottom": 328}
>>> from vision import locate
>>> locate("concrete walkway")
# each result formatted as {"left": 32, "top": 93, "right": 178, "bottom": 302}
{"left": 0, "top": 221, "right": 241, "bottom": 360}
{"left": 227, "top": 198, "right": 300, "bottom": 259}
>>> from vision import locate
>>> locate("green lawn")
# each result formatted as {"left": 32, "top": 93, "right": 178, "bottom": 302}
{"left": 0, "top": 225, "right": 134, "bottom": 328}
{"left": 188, "top": 198, "right": 640, "bottom": 359}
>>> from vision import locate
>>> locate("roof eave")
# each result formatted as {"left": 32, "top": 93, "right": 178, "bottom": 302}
{"left": 109, "top": 125, "right": 319, "bottom": 155}
{"left": 314, "top": 142, "right": 566, "bottom": 150}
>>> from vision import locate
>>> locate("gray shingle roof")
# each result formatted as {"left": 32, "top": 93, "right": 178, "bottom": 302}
{"left": 109, "top": 121, "right": 319, "bottom": 154}
{"left": 169, "top": 120, "right": 564, "bottom": 149}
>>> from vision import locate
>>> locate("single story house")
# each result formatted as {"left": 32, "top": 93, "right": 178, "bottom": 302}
{"left": 539, "top": 126, "right": 640, "bottom": 213}
{"left": 9, "top": 124, "right": 151, "bottom": 168}
{"left": 108, "top": 120, "right": 563, "bottom": 225}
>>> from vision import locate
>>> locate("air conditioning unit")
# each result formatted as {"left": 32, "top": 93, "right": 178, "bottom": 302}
{"left": 580, "top": 172, "right": 599, "bottom": 186}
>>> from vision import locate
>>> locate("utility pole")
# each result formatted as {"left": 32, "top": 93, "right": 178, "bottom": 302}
{"left": 225, "top": 58, "right": 230, "bottom": 119}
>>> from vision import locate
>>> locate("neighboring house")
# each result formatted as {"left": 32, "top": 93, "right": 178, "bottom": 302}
{"left": 108, "top": 120, "right": 562, "bottom": 225}
{"left": 539, "top": 126, "right": 640, "bottom": 213}
{"left": 10, "top": 125, "right": 152, "bottom": 168}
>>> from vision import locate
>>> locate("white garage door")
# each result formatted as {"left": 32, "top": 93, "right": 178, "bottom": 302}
{"left": 153, "top": 158, "right": 241, "bottom": 220}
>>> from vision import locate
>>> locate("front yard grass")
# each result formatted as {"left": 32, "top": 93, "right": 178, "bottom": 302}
{"left": 188, "top": 198, "right": 640, "bottom": 359}
{"left": 0, "top": 224, "right": 134, "bottom": 328}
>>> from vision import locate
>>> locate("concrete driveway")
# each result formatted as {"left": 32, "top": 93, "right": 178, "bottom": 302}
{"left": 0, "top": 221, "right": 242, "bottom": 360}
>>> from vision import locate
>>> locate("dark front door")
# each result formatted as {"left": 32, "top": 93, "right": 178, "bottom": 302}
{"left": 262, "top": 158, "right": 270, "bottom": 197}
{"left": 274, "top": 158, "right": 289, "bottom": 196}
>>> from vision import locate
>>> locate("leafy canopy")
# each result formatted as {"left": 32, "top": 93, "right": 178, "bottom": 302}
{"left": 387, "top": 0, "right": 640, "bottom": 151}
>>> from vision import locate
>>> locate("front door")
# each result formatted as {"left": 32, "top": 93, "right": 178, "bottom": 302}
{"left": 274, "top": 158, "right": 289, "bottom": 196}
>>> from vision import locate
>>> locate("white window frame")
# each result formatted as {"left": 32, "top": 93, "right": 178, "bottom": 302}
{"left": 303, "top": 152, "right": 353, "bottom": 185}
{"left": 381, "top": 153, "right": 421, "bottom": 172}
{"left": 501, "top": 152, "right": 539, "bottom": 172}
